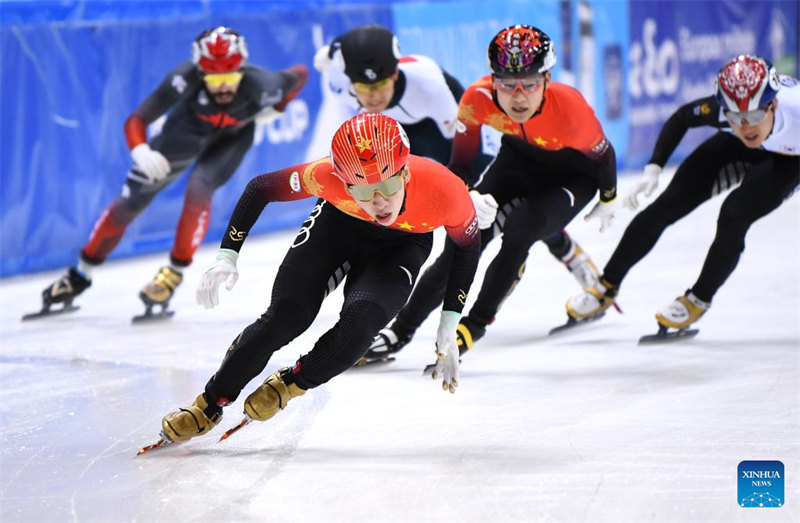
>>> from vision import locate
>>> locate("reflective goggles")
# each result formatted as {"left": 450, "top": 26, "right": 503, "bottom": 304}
{"left": 493, "top": 74, "right": 545, "bottom": 94}
{"left": 723, "top": 105, "right": 771, "bottom": 127}
{"left": 203, "top": 71, "right": 244, "bottom": 88}
{"left": 346, "top": 171, "right": 405, "bottom": 201}
{"left": 352, "top": 77, "right": 394, "bottom": 93}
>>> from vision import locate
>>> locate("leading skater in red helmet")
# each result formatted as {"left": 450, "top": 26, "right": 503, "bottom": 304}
{"left": 142, "top": 113, "right": 481, "bottom": 451}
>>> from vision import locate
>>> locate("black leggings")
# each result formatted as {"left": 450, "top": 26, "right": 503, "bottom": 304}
{"left": 204, "top": 202, "right": 433, "bottom": 402}
{"left": 394, "top": 140, "right": 601, "bottom": 333}
{"left": 604, "top": 132, "right": 799, "bottom": 302}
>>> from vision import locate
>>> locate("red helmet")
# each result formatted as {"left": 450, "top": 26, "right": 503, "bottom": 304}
{"left": 488, "top": 25, "right": 556, "bottom": 77}
{"left": 716, "top": 55, "right": 780, "bottom": 112}
{"left": 330, "top": 113, "right": 410, "bottom": 185}
{"left": 192, "top": 27, "right": 248, "bottom": 73}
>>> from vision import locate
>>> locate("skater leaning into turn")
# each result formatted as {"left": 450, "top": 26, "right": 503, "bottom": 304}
{"left": 566, "top": 54, "right": 799, "bottom": 339}
{"left": 317, "top": 27, "right": 600, "bottom": 362}
{"left": 32, "top": 27, "right": 307, "bottom": 321}
{"left": 142, "top": 113, "right": 481, "bottom": 452}
{"left": 364, "top": 25, "right": 618, "bottom": 364}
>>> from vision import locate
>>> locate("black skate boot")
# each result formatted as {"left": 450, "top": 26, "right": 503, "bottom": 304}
{"left": 456, "top": 316, "right": 486, "bottom": 355}
{"left": 355, "top": 326, "right": 414, "bottom": 366}
{"left": 134, "top": 266, "right": 182, "bottom": 323}
{"left": 23, "top": 268, "right": 91, "bottom": 320}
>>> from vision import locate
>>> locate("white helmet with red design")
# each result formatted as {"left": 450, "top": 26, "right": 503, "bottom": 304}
{"left": 192, "top": 27, "right": 249, "bottom": 74}
{"left": 716, "top": 55, "right": 780, "bottom": 112}
{"left": 330, "top": 113, "right": 410, "bottom": 185}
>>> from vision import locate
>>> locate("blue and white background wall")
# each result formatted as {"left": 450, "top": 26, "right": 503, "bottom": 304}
{"left": 1, "top": 0, "right": 797, "bottom": 277}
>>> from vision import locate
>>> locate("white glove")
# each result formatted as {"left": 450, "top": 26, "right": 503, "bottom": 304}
{"left": 313, "top": 45, "right": 332, "bottom": 73}
{"left": 623, "top": 163, "right": 662, "bottom": 211}
{"left": 196, "top": 249, "right": 239, "bottom": 309}
{"left": 131, "top": 143, "right": 170, "bottom": 183}
{"left": 584, "top": 198, "right": 618, "bottom": 233}
{"left": 469, "top": 191, "right": 498, "bottom": 229}
{"left": 432, "top": 310, "right": 460, "bottom": 394}
{"left": 254, "top": 106, "right": 281, "bottom": 126}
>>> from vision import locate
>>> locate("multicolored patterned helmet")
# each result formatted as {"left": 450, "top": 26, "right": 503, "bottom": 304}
{"left": 330, "top": 113, "right": 410, "bottom": 185}
{"left": 488, "top": 25, "right": 556, "bottom": 78}
{"left": 192, "top": 27, "right": 248, "bottom": 74}
{"left": 716, "top": 55, "right": 780, "bottom": 112}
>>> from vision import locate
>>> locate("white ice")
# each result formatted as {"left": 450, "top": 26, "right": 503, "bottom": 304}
{"left": 1, "top": 172, "right": 798, "bottom": 522}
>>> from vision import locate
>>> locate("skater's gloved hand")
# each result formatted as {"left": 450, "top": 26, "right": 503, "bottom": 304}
{"left": 196, "top": 249, "right": 239, "bottom": 309}
{"left": 584, "top": 198, "right": 617, "bottom": 233}
{"left": 469, "top": 191, "right": 499, "bottom": 229}
{"left": 254, "top": 106, "right": 281, "bottom": 126}
{"left": 623, "top": 163, "right": 661, "bottom": 211}
{"left": 131, "top": 143, "right": 170, "bottom": 183}
{"left": 432, "top": 310, "right": 460, "bottom": 393}
{"left": 313, "top": 45, "right": 332, "bottom": 73}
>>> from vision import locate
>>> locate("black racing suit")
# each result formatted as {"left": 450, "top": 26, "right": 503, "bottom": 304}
{"left": 81, "top": 61, "right": 303, "bottom": 268}
{"left": 603, "top": 95, "right": 800, "bottom": 302}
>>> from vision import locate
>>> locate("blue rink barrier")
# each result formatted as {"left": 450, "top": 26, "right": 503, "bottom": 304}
{"left": 1, "top": 0, "right": 797, "bottom": 277}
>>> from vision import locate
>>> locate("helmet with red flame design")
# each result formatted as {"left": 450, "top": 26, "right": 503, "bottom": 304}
{"left": 192, "top": 27, "right": 248, "bottom": 73}
{"left": 330, "top": 113, "right": 410, "bottom": 186}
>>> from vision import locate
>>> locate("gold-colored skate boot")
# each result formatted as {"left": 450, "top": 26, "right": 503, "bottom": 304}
{"left": 161, "top": 394, "right": 222, "bottom": 443}
{"left": 655, "top": 291, "right": 710, "bottom": 330}
{"left": 566, "top": 277, "right": 618, "bottom": 319}
{"left": 244, "top": 368, "right": 306, "bottom": 422}
{"left": 140, "top": 266, "right": 183, "bottom": 305}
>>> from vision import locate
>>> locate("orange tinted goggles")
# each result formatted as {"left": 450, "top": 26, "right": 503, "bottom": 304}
{"left": 204, "top": 71, "right": 244, "bottom": 87}
{"left": 493, "top": 74, "right": 545, "bottom": 94}
{"left": 346, "top": 171, "right": 405, "bottom": 201}
{"left": 352, "top": 77, "right": 394, "bottom": 93}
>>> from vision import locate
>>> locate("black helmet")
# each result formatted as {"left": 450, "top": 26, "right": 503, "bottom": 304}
{"left": 488, "top": 25, "right": 556, "bottom": 77}
{"left": 338, "top": 25, "right": 401, "bottom": 83}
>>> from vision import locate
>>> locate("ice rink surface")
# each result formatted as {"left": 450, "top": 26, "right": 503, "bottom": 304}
{"left": 1, "top": 173, "right": 798, "bottom": 522}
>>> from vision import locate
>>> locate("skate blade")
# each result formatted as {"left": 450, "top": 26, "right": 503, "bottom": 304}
{"left": 638, "top": 328, "right": 699, "bottom": 345}
{"left": 352, "top": 355, "right": 395, "bottom": 368}
{"left": 548, "top": 311, "right": 606, "bottom": 335}
{"left": 219, "top": 417, "right": 251, "bottom": 442}
{"left": 22, "top": 304, "right": 80, "bottom": 321}
{"left": 136, "top": 437, "right": 177, "bottom": 456}
{"left": 132, "top": 309, "right": 175, "bottom": 325}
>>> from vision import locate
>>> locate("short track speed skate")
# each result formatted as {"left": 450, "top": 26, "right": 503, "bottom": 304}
{"left": 132, "top": 266, "right": 182, "bottom": 324}
{"left": 639, "top": 291, "right": 707, "bottom": 344}
{"left": 638, "top": 325, "right": 699, "bottom": 344}
{"left": 352, "top": 328, "right": 410, "bottom": 367}
{"left": 549, "top": 312, "right": 606, "bottom": 335}
{"left": 22, "top": 268, "right": 90, "bottom": 321}
{"left": 22, "top": 301, "right": 80, "bottom": 321}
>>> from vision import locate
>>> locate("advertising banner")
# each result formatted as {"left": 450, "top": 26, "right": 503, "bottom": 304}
{"left": 627, "top": 1, "right": 798, "bottom": 167}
